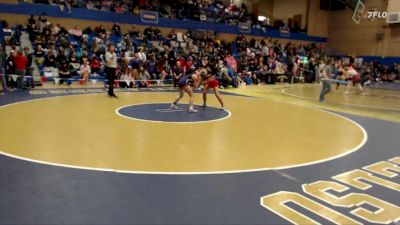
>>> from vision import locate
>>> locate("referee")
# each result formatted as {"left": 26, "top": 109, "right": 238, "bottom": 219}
{"left": 105, "top": 45, "right": 118, "bottom": 98}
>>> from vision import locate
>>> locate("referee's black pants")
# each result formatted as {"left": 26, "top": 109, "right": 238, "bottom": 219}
{"left": 105, "top": 66, "right": 116, "bottom": 96}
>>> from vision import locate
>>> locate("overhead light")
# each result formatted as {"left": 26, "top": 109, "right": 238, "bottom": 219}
{"left": 258, "top": 16, "right": 266, "bottom": 21}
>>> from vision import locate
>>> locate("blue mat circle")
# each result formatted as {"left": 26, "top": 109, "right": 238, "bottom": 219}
{"left": 116, "top": 103, "right": 230, "bottom": 123}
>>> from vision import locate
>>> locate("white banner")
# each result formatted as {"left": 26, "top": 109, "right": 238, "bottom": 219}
{"left": 44, "top": 71, "right": 54, "bottom": 77}
{"left": 11, "top": 75, "right": 19, "bottom": 82}
{"left": 53, "top": 78, "right": 61, "bottom": 85}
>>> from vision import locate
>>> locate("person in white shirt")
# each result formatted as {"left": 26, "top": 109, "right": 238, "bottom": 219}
{"left": 69, "top": 25, "right": 83, "bottom": 39}
{"left": 120, "top": 65, "right": 135, "bottom": 88}
{"left": 105, "top": 45, "right": 118, "bottom": 98}
{"left": 80, "top": 60, "right": 91, "bottom": 84}
{"left": 138, "top": 48, "right": 147, "bottom": 63}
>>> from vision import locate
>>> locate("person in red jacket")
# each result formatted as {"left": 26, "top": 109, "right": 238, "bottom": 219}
{"left": 14, "top": 50, "right": 28, "bottom": 89}
{"left": 90, "top": 55, "right": 101, "bottom": 75}
{"left": 183, "top": 56, "right": 192, "bottom": 74}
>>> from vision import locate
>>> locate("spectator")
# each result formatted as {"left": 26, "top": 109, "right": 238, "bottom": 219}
{"left": 44, "top": 50, "right": 56, "bottom": 68}
{"left": 95, "top": 25, "right": 107, "bottom": 36}
{"left": 69, "top": 25, "right": 83, "bottom": 39}
{"left": 129, "top": 53, "right": 142, "bottom": 71}
{"left": 14, "top": 50, "right": 28, "bottom": 89}
{"left": 57, "top": 48, "right": 68, "bottom": 67}
{"left": 87, "top": 0, "right": 95, "bottom": 10}
{"left": 159, "top": 59, "right": 172, "bottom": 81}
{"left": 112, "top": 22, "right": 122, "bottom": 36}
{"left": 34, "top": 45, "right": 45, "bottom": 68}
{"left": 6, "top": 51, "right": 16, "bottom": 91}
{"left": 138, "top": 47, "right": 147, "bottom": 62}
{"left": 80, "top": 59, "right": 91, "bottom": 84}
{"left": 173, "top": 61, "right": 184, "bottom": 87}
{"left": 23, "top": 47, "right": 34, "bottom": 77}
{"left": 26, "top": 15, "right": 37, "bottom": 42}
{"left": 51, "top": 24, "right": 61, "bottom": 35}
{"left": 90, "top": 55, "right": 101, "bottom": 74}
{"left": 256, "top": 63, "right": 269, "bottom": 83}
{"left": 38, "top": 13, "right": 47, "bottom": 33}
{"left": 69, "top": 51, "right": 80, "bottom": 76}
{"left": 218, "top": 66, "right": 230, "bottom": 88}
{"left": 114, "top": 2, "right": 124, "bottom": 13}
{"left": 225, "top": 52, "right": 237, "bottom": 73}
{"left": 136, "top": 65, "right": 150, "bottom": 87}
{"left": 27, "top": 14, "right": 36, "bottom": 28}
{"left": 58, "top": 0, "right": 72, "bottom": 14}
{"left": 146, "top": 53, "right": 159, "bottom": 79}
{"left": 58, "top": 60, "right": 71, "bottom": 85}
{"left": 183, "top": 56, "right": 192, "bottom": 74}
{"left": 120, "top": 66, "right": 135, "bottom": 88}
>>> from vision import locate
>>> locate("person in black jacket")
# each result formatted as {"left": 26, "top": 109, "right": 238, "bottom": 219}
{"left": 44, "top": 51, "right": 56, "bottom": 68}
{"left": 23, "top": 47, "right": 33, "bottom": 78}
{"left": 58, "top": 60, "right": 71, "bottom": 86}
{"left": 6, "top": 52, "right": 16, "bottom": 90}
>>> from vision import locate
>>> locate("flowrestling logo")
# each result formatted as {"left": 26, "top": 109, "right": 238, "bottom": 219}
{"left": 367, "top": 11, "right": 389, "bottom": 19}
{"left": 365, "top": 10, "right": 400, "bottom": 23}
{"left": 353, "top": 0, "right": 400, "bottom": 24}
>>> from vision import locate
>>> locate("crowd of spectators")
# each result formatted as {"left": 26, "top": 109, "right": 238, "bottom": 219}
{"left": 31, "top": 0, "right": 278, "bottom": 30}
{"left": 302, "top": 56, "right": 400, "bottom": 85}
{"left": 355, "top": 61, "right": 400, "bottom": 83}
{"left": 3, "top": 14, "right": 399, "bottom": 91}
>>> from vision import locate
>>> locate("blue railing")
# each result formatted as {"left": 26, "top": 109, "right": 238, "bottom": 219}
{"left": 0, "top": 2, "right": 327, "bottom": 43}
{"left": 331, "top": 54, "right": 400, "bottom": 65}
{"left": 361, "top": 56, "right": 400, "bottom": 65}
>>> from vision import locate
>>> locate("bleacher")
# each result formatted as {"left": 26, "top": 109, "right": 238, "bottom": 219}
{"left": 1, "top": 1, "right": 399, "bottom": 89}
{"left": 0, "top": 2, "right": 327, "bottom": 43}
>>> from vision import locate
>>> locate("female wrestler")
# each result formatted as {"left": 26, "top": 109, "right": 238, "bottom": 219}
{"left": 170, "top": 69, "right": 205, "bottom": 113}
{"left": 344, "top": 65, "right": 364, "bottom": 95}
{"left": 202, "top": 68, "right": 224, "bottom": 109}
{"left": 335, "top": 63, "right": 346, "bottom": 90}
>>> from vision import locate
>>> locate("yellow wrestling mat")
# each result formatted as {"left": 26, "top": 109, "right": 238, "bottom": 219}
{"left": 225, "top": 84, "right": 400, "bottom": 122}
{"left": 0, "top": 92, "right": 366, "bottom": 174}
{"left": 283, "top": 84, "right": 400, "bottom": 111}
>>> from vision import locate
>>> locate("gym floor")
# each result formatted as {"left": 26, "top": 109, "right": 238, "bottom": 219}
{"left": 0, "top": 83, "right": 399, "bottom": 224}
